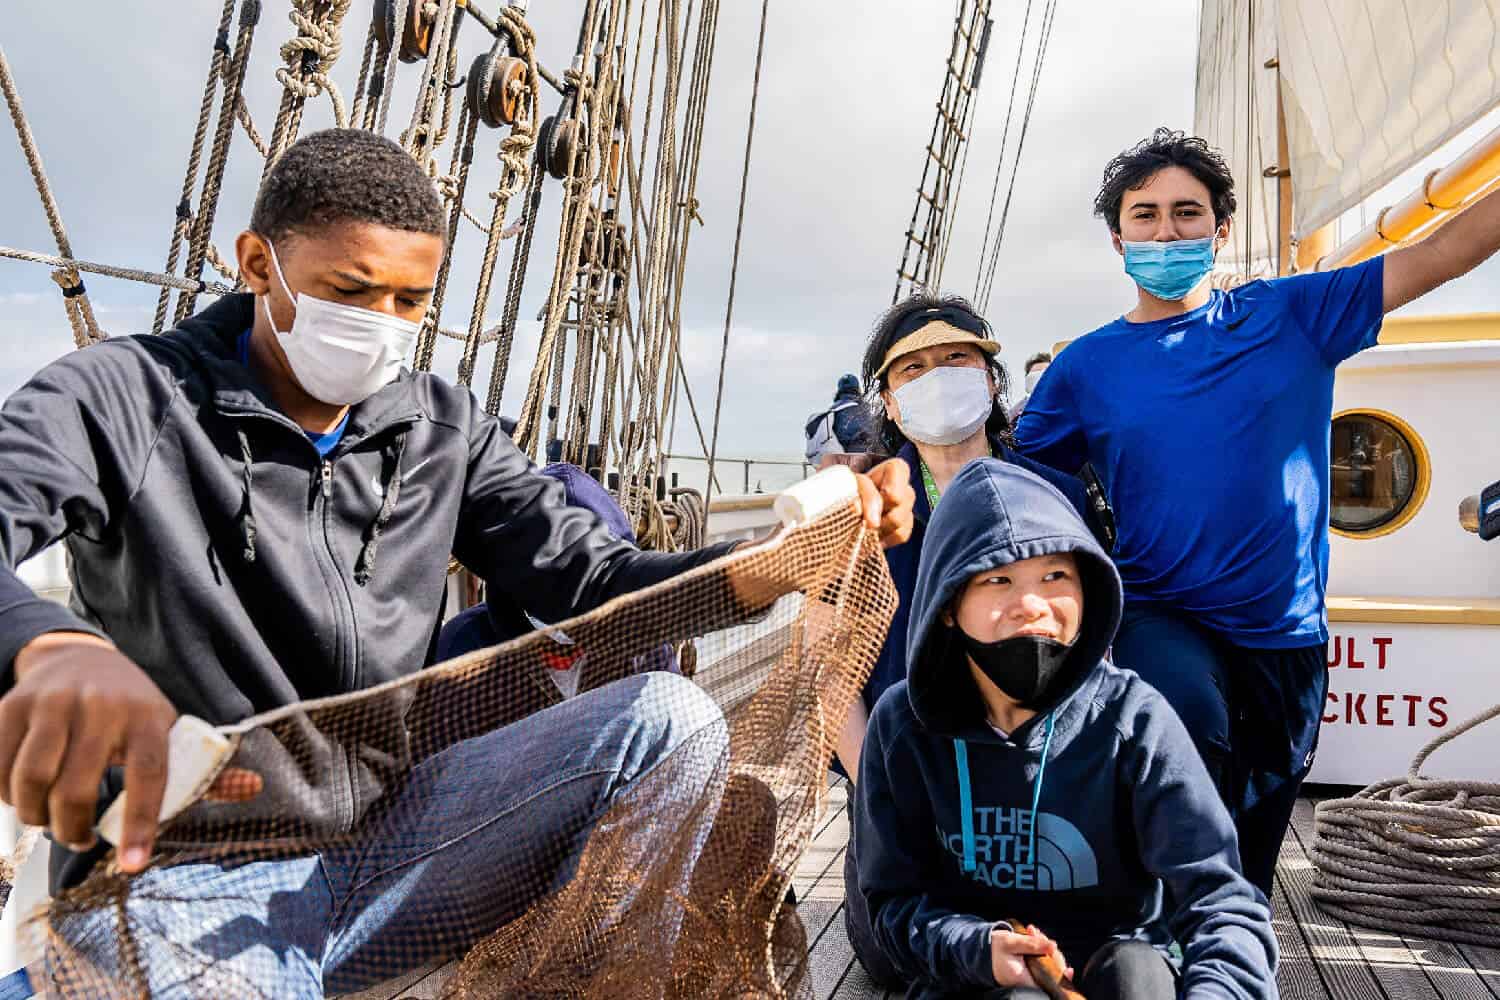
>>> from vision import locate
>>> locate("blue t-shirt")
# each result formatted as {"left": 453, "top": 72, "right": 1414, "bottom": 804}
{"left": 1016, "top": 257, "right": 1385, "bottom": 647}
{"left": 236, "top": 329, "right": 348, "bottom": 457}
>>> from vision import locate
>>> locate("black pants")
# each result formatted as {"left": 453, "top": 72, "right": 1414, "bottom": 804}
{"left": 1113, "top": 603, "right": 1329, "bottom": 897}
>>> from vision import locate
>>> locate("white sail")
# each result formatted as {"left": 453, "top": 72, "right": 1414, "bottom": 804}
{"left": 1198, "top": 1, "right": 1500, "bottom": 254}
{"left": 1194, "top": 0, "right": 1280, "bottom": 275}
{"left": 1278, "top": 0, "right": 1500, "bottom": 239}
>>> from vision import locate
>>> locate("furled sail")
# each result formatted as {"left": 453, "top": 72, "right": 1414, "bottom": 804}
{"left": 1198, "top": 0, "right": 1500, "bottom": 258}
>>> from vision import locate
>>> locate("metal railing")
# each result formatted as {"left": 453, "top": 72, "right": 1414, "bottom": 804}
{"left": 663, "top": 453, "right": 812, "bottom": 495}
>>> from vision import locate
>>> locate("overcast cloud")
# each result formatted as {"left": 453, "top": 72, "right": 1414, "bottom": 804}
{"left": 4, "top": 1, "right": 1498, "bottom": 489}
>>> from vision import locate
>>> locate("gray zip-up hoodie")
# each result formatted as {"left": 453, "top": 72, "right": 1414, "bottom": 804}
{"left": 0, "top": 293, "right": 736, "bottom": 888}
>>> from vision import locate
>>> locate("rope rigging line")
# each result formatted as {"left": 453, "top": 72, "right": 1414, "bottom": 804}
{"left": 176, "top": 0, "right": 264, "bottom": 323}
{"left": 640, "top": 0, "right": 721, "bottom": 498}
{"left": 152, "top": 0, "right": 239, "bottom": 335}
{"left": 970, "top": 0, "right": 1035, "bottom": 304}
{"left": 1310, "top": 702, "right": 1500, "bottom": 947}
{"left": 892, "top": 1, "right": 990, "bottom": 304}
{"left": 0, "top": 43, "right": 104, "bottom": 348}
{"left": 620, "top": 0, "right": 707, "bottom": 527}
{"left": 0, "top": 246, "right": 239, "bottom": 297}
{"left": 934, "top": 9, "right": 993, "bottom": 284}
{"left": 3, "top": 0, "right": 742, "bottom": 550}
{"left": 975, "top": 0, "right": 1060, "bottom": 314}
{"left": 703, "top": 0, "right": 768, "bottom": 511}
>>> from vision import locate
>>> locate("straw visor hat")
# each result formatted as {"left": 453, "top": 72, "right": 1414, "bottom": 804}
{"left": 873, "top": 319, "right": 1001, "bottom": 380}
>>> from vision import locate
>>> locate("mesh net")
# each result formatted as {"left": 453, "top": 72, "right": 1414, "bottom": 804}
{"left": 8, "top": 501, "right": 895, "bottom": 998}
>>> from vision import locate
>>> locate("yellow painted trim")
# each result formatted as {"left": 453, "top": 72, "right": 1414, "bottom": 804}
{"left": 1054, "top": 313, "right": 1500, "bottom": 357}
{"left": 1329, "top": 408, "right": 1431, "bottom": 540}
{"left": 1378, "top": 312, "right": 1500, "bottom": 345}
{"left": 1328, "top": 596, "right": 1500, "bottom": 626}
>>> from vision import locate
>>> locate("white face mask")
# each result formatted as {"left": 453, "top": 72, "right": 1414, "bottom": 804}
{"left": 261, "top": 242, "right": 422, "bottom": 406}
{"left": 890, "top": 365, "right": 993, "bottom": 446}
{"left": 1024, "top": 366, "right": 1048, "bottom": 394}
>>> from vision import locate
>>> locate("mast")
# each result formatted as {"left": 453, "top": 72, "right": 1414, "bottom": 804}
{"left": 1270, "top": 53, "right": 1333, "bottom": 277}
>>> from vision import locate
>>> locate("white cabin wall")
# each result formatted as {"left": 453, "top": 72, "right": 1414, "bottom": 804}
{"left": 1327, "top": 342, "right": 1500, "bottom": 599}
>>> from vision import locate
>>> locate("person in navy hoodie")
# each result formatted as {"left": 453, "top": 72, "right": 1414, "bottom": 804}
{"left": 832, "top": 295, "right": 1112, "bottom": 984}
{"left": 850, "top": 460, "right": 1276, "bottom": 999}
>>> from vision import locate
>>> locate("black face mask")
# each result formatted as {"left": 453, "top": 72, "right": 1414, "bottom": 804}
{"left": 958, "top": 631, "right": 1072, "bottom": 708}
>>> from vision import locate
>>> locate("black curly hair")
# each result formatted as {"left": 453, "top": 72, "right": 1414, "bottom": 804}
{"left": 1094, "top": 127, "right": 1237, "bottom": 234}
{"left": 250, "top": 129, "right": 446, "bottom": 243}
{"left": 860, "top": 292, "right": 1013, "bottom": 457}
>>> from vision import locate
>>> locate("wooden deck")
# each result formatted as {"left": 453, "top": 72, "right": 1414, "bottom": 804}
{"left": 350, "top": 779, "right": 1500, "bottom": 999}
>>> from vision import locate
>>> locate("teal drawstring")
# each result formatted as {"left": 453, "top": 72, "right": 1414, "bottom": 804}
{"left": 953, "top": 711, "right": 1056, "bottom": 875}
{"left": 953, "top": 738, "right": 976, "bottom": 873}
{"left": 1028, "top": 713, "right": 1056, "bottom": 866}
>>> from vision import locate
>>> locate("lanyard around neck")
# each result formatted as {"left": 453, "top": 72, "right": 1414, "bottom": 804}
{"left": 920, "top": 443, "right": 993, "bottom": 511}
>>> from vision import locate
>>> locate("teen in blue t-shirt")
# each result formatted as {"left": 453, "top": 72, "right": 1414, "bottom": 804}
{"left": 1017, "top": 126, "right": 1500, "bottom": 897}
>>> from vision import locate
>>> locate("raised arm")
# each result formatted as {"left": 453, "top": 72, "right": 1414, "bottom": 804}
{"left": 1383, "top": 184, "right": 1500, "bottom": 313}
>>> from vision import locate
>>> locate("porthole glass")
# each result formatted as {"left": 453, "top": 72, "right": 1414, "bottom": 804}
{"left": 1330, "top": 412, "right": 1424, "bottom": 534}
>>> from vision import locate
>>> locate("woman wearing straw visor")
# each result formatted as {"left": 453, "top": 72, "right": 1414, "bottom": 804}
{"left": 832, "top": 294, "right": 1111, "bottom": 988}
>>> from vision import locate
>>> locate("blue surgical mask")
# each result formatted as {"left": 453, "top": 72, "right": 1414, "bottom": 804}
{"left": 1122, "top": 236, "right": 1216, "bottom": 301}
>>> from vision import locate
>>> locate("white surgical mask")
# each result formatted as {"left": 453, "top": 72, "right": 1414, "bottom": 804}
{"left": 1024, "top": 366, "right": 1047, "bottom": 394}
{"left": 890, "top": 365, "right": 993, "bottom": 446}
{"left": 261, "top": 242, "right": 422, "bottom": 406}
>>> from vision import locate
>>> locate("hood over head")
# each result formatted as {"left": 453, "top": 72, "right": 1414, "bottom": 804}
{"left": 905, "top": 459, "right": 1122, "bottom": 738}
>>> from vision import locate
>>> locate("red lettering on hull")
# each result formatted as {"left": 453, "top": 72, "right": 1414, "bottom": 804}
{"left": 1323, "top": 692, "right": 1450, "bottom": 728}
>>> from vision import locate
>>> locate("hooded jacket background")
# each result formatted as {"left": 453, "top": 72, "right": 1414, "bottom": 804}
{"left": 853, "top": 460, "right": 1276, "bottom": 999}
{"left": 0, "top": 294, "right": 737, "bottom": 890}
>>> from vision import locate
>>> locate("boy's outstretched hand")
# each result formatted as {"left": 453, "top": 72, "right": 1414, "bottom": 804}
{"left": 991, "top": 923, "right": 1076, "bottom": 994}
{"left": 854, "top": 458, "right": 914, "bottom": 550}
{"left": 0, "top": 632, "right": 259, "bottom": 875}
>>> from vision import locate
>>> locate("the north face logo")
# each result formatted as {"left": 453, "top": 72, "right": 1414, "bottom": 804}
{"left": 936, "top": 807, "right": 1099, "bottom": 891}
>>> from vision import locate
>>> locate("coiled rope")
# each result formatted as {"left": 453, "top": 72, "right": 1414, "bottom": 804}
{"left": 1310, "top": 702, "right": 1500, "bottom": 946}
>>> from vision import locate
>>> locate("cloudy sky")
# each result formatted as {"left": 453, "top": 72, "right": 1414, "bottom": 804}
{"left": 4, "top": 1, "right": 1499, "bottom": 491}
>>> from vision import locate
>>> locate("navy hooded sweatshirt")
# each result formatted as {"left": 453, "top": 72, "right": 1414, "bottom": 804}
{"left": 854, "top": 460, "right": 1276, "bottom": 998}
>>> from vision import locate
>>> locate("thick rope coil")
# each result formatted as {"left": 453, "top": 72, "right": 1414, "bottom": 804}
{"left": 667, "top": 486, "right": 706, "bottom": 551}
{"left": 274, "top": 0, "right": 351, "bottom": 127}
{"left": 1310, "top": 702, "right": 1500, "bottom": 946}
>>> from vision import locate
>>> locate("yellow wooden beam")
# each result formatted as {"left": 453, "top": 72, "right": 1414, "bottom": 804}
{"left": 1319, "top": 122, "right": 1500, "bottom": 271}
{"left": 1377, "top": 312, "right": 1500, "bottom": 345}
{"left": 1328, "top": 595, "right": 1500, "bottom": 627}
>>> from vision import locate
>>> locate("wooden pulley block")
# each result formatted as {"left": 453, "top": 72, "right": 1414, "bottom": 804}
{"left": 577, "top": 204, "right": 605, "bottom": 266}
{"left": 606, "top": 138, "right": 623, "bottom": 197}
{"left": 547, "top": 118, "right": 584, "bottom": 180}
{"left": 468, "top": 51, "right": 527, "bottom": 128}
{"left": 373, "top": 0, "right": 435, "bottom": 65}
{"left": 536, "top": 115, "right": 558, "bottom": 173}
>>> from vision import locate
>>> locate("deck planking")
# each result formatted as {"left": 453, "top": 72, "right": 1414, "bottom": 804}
{"left": 347, "top": 783, "right": 1500, "bottom": 999}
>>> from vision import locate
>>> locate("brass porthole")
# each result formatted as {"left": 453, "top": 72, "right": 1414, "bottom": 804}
{"left": 1329, "top": 408, "right": 1430, "bottom": 539}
